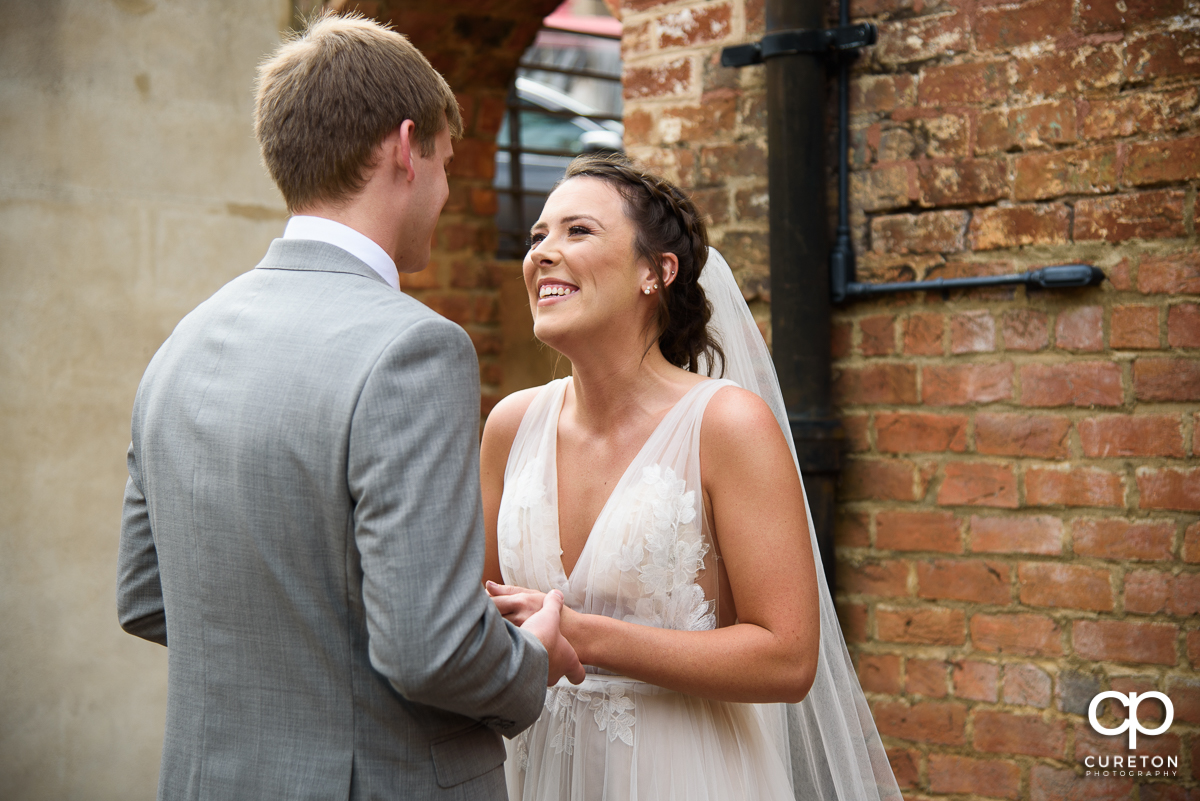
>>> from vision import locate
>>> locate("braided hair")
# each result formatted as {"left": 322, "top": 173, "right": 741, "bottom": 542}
{"left": 561, "top": 153, "right": 725, "bottom": 376}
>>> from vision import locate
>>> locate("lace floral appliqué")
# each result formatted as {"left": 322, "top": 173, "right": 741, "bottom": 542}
{"left": 539, "top": 683, "right": 636, "bottom": 755}
{"left": 609, "top": 464, "right": 715, "bottom": 632}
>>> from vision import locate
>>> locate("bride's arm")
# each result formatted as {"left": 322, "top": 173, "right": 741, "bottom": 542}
{"left": 492, "top": 386, "right": 821, "bottom": 704}
{"left": 480, "top": 387, "right": 542, "bottom": 586}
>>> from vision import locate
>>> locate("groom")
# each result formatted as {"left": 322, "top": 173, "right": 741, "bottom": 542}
{"left": 118, "top": 14, "right": 580, "bottom": 800}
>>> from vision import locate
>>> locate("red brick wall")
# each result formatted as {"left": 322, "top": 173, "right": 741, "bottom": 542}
{"left": 616, "top": 0, "right": 1199, "bottom": 798}
{"left": 619, "top": 0, "right": 773, "bottom": 337}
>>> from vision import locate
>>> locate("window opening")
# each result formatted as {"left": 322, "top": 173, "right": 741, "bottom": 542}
{"left": 495, "top": 9, "right": 623, "bottom": 259}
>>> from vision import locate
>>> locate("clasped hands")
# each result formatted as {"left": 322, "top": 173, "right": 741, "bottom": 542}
{"left": 488, "top": 580, "right": 585, "bottom": 686}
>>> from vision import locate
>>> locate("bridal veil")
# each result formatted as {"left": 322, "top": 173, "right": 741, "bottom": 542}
{"left": 699, "top": 247, "right": 902, "bottom": 801}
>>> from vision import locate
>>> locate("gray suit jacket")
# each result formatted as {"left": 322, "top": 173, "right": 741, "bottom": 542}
{"left": 118, "top": 238, "right": 547, "bottom": 800}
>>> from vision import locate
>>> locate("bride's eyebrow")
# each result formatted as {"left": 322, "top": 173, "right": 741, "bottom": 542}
{"left": 560, "top": 214, "right": 602, "bottom": 228}
{"left": 529, "top": 214, "right": 603, "bottom": 235}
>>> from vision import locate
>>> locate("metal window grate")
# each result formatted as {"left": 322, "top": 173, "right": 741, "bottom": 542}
{"left": 494, "top": 24, "right": 623, "bottom": 260}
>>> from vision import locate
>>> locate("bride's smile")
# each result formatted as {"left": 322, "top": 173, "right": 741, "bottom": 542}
{"left": 535, "top": 278, "right": 578, "bottom": 303}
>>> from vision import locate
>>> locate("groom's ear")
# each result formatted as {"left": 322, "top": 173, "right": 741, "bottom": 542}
{"left": 395, "top": 119, "right": 418, "bottom": 182}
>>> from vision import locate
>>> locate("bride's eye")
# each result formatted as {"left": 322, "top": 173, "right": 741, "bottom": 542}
{"left": 527, "top": 232, "right": 546, "bottom": 248}
{"left": 568, "top": 225, "right": 592, "bottom": 236}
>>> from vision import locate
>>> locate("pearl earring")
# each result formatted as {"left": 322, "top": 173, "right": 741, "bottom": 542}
{"left": 643, "top": 287, "right": 652, "bottom": 295}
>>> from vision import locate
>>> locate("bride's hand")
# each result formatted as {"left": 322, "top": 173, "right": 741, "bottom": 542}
{"left": 485, "top": 580, "right": 546, "bottom": 626}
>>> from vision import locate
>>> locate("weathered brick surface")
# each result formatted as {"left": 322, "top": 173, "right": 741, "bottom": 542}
{"left": 938, "top": 462, "right": 1018, "bottom": 508}
{"left": 950, "top": 310, "right": 995, "bottom": 354}
{"left": 907, "top": 662, "right": 951, "bottom": 703}
{"left": 877, "top": 605, "right": 966, "bottom": 645}
{"left": 1137, "top": 466, "right": 1200, "bottom": 512}
{"left": 977, "top": 101, "right": 1076, "bottom": 153}
{"left": 1003, "top": 663, "right": 1051, "bottom": 708}
{"left": 975, "top": 0, "right": 1071, "bottom": 49}
{"left": 1054, "top": 306, "right": 1103, "bottom": 352}
{"left": 1072, "top": 518, "right": 1175, "bottom": 561}
{"left": 859, "top": 314, "right": 895, "bottom": 356}
{"left": 841, "top": 559, "right": 910, "bottom": 598}
{"left": 1017, "top": 562, "right": 1113, "bottom": 612}
{"left": 875, "top": 412, "right": 968, "bottom": 453}
{"left": 872, "top": 210, "right": 967, "bottom": 255}
{"left": 876, "top": 510, "right": 961, "bottom": 553}
{"left": 968, "top": 203, "right": 1070, "bottom": 251}
{"left": 1013, "top": 146, "right": 1118, "bottom": 201}
{"left": 928, "top": 754, "right": 1021, "bottom": 799}
{"left": 917, "top": 559, "right": 1010, "bottom": 604}
{"left": 1110, "top": 304, "right": 1161, "bottom": 349}
{"left": 1168, "top": 303, "right": 1200, "bottom": 348}
{"left": 1074, "top": 190, "right": 1188, "bottom": 243}
{"left": 873, "top": 699, "right": 968, "bottom": 745}
{"left": 953, "top": 659, "right": 1001, "bottom": 701}
{"left": 1078, "top": 414, "right": 1184, "bottom": 458}
{"left": 834, "top": 364, "right": 919, "bottom": 405}
{"left": 1073, "top": 619, "right": 1178, "bottom": 665}
{"left": 902, "top": 312, "right": 943, "bottom": 354}
{"left": 1139, "top": 252, "right": 1200, "bottom": 294}
{"left": 969, "top": 514, "right": 1063, "bottom": 555}
{"left": 923, "top": 362, "right": 1014, "bottom": 405}
{"left": 918, "top": 159, "right": 1008, "bottom": 206}
{"left": 1001, "top": 309, "right": 1048, "bottom": 351}
{"left": 1019, "top": 362, "right": 1123, "bottom": 407}
{"left": 858, "top": 652, "right": 901, "bottom": 694}
{"left": 975, "top": 412, "right": 1069, "bottom": 458}
{"left": 1026, "top": 465, "right": 1126, "bottom": 508}
{"left": 886, "top": 748, "right": 919, "bottom": 789}
{"left": 841, "top": 457, "right": 925, "bottom": 502}
{"left": 1134, "top": 358, "right": 1200, "bottom": 402}
{"left": 624, "top": 0, "right": 1200, "bottom": 796}
{"left": 973, "top": 710, "right": 1068, "bottom": 759}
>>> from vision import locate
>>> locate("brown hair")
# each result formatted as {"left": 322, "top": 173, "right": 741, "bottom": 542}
{"left": 561, "top": 153, "right": 725, "bottom": 376}
{"left": 254, "top": 13, "right": 463, "bottom": 213}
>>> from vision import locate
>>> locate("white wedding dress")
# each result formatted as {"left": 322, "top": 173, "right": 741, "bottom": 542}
{"left": 498, "top": 249, "right": 902, "bottom": 801}
{"left": 498, "top": 376, "right": 796, "bottom": 801}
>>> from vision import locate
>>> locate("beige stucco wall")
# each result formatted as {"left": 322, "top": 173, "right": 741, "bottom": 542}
{"left": 0, "top": 1, "right": 291, "bottom": 797}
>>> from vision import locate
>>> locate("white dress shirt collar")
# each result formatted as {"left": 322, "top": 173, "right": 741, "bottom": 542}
{"left": 282, "top": 215, "right": 400, "bottom": 290}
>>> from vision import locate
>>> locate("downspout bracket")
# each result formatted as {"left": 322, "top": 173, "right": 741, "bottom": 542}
{"left": 720, "top": 23, "right": 877, "bottom": 67}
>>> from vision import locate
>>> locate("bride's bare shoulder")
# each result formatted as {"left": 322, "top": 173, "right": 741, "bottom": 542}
{"left": 481, "top": 385, "right": 546, "bottom": 450}
{"left": 701, "top": 384, "right": 789, "bottom": 457}
{"left": 704, "top": 383, "right": 777, "bottom": 425}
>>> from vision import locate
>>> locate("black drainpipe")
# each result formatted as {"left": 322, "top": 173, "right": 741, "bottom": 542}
{"left": 763, "top": 0, "right": 839, "bottom": 592}
{"left": 722, "top": 2, "right": 875, "bottom": 591}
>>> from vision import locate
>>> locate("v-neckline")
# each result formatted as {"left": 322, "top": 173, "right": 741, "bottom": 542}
{"left": 548, "top": 378, "right": 715, "bottom": 583}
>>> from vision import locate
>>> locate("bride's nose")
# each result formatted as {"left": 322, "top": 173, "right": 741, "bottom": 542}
{"left": 528, "top": 237, "right": 558, "bottom": 266}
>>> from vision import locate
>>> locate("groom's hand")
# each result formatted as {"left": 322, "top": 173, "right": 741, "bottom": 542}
{"left": 516, "top": 589, "right": 585, "bottom": 686}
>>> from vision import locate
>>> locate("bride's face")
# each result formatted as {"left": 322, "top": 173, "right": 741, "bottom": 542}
{"left": 522, "top": 177, "right": 656, "bottom": 351}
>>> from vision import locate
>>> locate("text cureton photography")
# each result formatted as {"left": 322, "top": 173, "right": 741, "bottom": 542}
{"left": 1082, "top": 690, "right": 1179, "bottom": 779}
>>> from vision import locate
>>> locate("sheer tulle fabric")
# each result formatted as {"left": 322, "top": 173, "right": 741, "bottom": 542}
{"left": 496, "top": 248, "right": 901, "bottom": 801}
{"left": 697, "top": 249, "right": 900, "bottom": 801}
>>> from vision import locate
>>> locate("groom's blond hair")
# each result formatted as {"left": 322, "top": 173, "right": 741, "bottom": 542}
{"left": 254, "top": 13, "right": 463, "bottom": 213}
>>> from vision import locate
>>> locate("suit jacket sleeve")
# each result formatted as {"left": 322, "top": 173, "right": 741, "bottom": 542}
{"left": 117, "top": 438, "right": 168, "bottom": 646}
{"left": 349, "top": 316, "right": 548, "bottom": 734}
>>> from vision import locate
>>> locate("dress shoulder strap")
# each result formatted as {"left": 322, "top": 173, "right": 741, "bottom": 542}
{"left": 503, "top": 377, "right": 570, "bottom": 483}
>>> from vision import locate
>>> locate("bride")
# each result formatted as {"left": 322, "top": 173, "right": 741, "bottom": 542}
{"left": 480, "top": 153, "right": 900, "bottom": 801}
